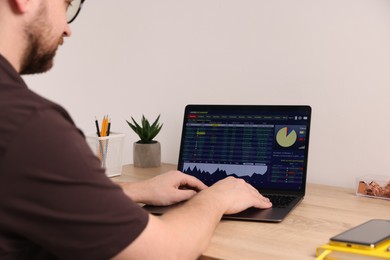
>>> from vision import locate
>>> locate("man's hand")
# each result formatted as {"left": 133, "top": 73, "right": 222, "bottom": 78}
{"left": 195, "top": 176, "right": 272, "bottom": 215}
{"left": 119, "top": 171, "right": 207, "bottom": 206}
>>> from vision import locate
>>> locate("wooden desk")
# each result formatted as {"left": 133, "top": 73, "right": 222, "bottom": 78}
{"left": 112, "top": 164, "right": 390, "bottom": 260}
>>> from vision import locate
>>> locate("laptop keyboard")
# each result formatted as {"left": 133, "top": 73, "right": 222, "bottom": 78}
{"left": 265, "top": 194, "right": 296, "bottom": 208}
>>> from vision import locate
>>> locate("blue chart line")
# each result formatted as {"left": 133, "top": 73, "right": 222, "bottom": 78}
{"left": 183, "top": 163, "right": 267, "bottom": 177}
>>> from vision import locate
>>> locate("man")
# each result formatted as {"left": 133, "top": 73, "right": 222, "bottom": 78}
{"left": 0, "top": 0, "right": 272, "bottom": 259}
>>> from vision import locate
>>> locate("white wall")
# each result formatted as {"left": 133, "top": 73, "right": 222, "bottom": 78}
{"left": 24, "top": 0, "right": 390, "bottom": 188}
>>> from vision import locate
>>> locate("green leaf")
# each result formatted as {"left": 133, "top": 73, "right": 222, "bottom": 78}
{"left": 126, "top": 114, "right": 163, "bottom": 143}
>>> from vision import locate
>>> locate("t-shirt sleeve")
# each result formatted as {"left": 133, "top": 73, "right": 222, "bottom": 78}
{"left": 1, "top": 107, "right": 149, "bottom": 259}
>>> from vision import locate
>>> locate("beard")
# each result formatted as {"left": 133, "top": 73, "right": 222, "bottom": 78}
{"left": 19, "top": 4, "right": 63, "bottom": 75}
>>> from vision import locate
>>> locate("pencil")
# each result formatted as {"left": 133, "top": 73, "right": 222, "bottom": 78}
{"left": 95, "top": 117, "right": 101, "bottom": 137}
{"left": 100, "top": 115, "right": 108, "bottom": 137}
{"left": 107, "top": 119, "right": 111, "bottom": 136}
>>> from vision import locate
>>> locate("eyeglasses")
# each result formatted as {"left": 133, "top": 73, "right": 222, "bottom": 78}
{"left": 67, "top": 0, "right": 85, "bottom": 24}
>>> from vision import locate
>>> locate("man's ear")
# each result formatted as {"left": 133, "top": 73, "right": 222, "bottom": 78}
{"left": 13, "top": 0, "right": 30, "bottom": 13}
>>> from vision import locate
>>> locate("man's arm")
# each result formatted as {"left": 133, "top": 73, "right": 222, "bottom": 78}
{"left": 113, "top": 177, "right": 272, "bottom": 260}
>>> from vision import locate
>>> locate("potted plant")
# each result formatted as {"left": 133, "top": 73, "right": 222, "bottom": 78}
{"left": 126, "top": 115, "right": 163, "bottom": 168}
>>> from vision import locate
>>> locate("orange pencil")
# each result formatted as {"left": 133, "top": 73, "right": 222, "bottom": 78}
{"left": 100, "top": 116, "right": 108, "bottom": 137}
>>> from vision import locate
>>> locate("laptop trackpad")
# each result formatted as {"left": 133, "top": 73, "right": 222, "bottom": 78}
{"left": 225, "top": 207, "right": 285, "bottom": 222}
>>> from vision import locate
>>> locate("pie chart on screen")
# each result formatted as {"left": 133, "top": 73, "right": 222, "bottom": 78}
{"left": 276, "top": 127, "right": 297, "bottom": 147}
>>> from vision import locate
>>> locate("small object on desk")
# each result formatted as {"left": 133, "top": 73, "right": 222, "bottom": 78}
{"left": 88, "top": 116, "right": 124, "bottom": 177}
{"left": 316, "top": 219, "right": 390, "bottom": 259}
{"left": 86, "top": 132, "right": 125, "bottom": 177}
{"left": 355, "top": 175, "right": 390, "bottom": 201}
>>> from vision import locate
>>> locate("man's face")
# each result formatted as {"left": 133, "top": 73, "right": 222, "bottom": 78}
{"left": 20, "top": 1, "right": 69, "bottom": 75}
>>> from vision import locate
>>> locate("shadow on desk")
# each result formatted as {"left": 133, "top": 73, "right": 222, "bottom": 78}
{"left": 198, "top": 256, "right": 218, "bottom": 260}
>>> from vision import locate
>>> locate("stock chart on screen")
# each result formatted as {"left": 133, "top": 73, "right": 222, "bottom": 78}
{"left": 178, "top": 106, "right": 310, "bottom": 190}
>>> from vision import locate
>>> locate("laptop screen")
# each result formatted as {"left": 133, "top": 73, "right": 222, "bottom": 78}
{"left": 177, "top": 105, "right": 311, "bottom": 193}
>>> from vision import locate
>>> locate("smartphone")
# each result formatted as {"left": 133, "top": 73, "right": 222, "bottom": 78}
{"left": 329, "top": 219, "right": 390, "bottom": 249}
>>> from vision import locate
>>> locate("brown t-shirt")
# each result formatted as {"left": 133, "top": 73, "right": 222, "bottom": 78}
{"left": 0, "top": 55, "right": 149, "bottom": 259}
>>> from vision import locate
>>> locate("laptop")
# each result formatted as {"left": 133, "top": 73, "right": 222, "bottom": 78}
{"left": 144, "top": 104, "right": 312, "bottom": 222}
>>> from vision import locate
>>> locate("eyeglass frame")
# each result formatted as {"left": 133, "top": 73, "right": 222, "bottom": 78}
{"left": 67, "top": 0, "right": 86, "bottom": 24}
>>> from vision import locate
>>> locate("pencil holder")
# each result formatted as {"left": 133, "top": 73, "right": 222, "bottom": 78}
{"left": 86, "top": 132, "right": 125, "bottom": 177}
